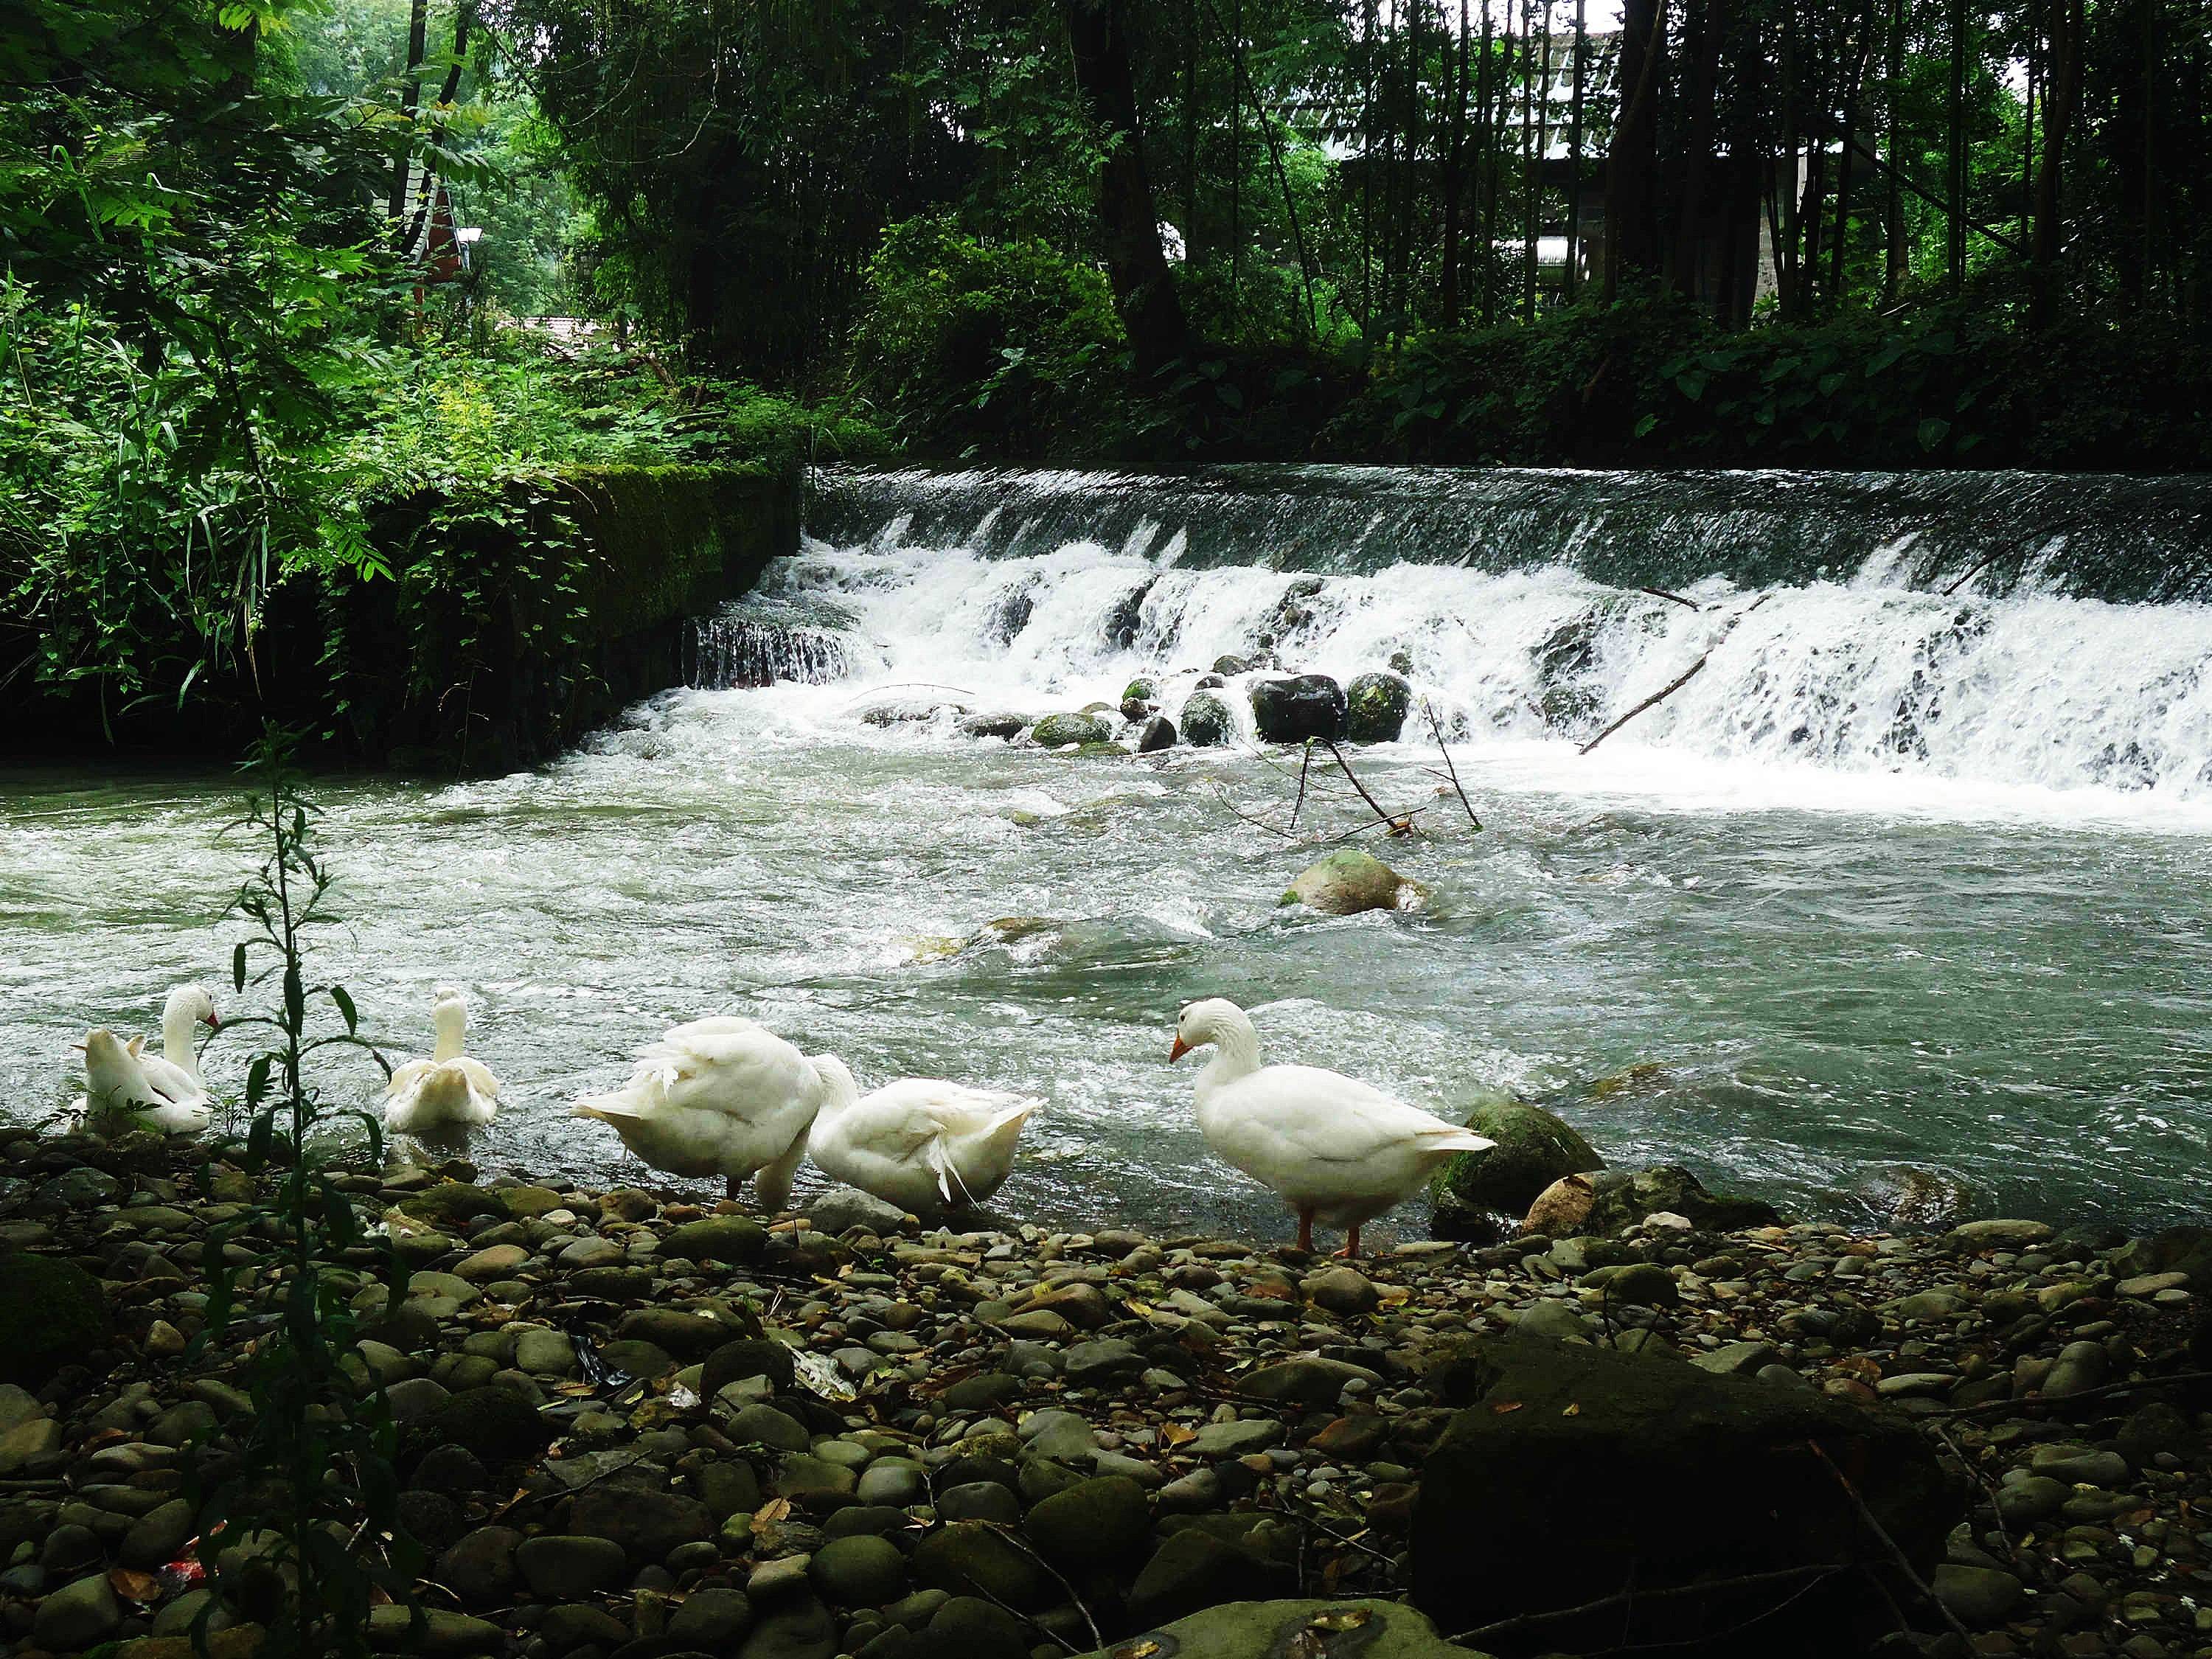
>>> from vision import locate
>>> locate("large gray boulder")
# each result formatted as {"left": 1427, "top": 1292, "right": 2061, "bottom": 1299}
{"left": 1029, "top": 712, "right": 1111, "bottom": 748}
{"left": 1411, "top": 1335, "right": 1957, "bottom": 1657}
{"left": 1429, "top": 1096, "right": 1603, "bottom": 1235}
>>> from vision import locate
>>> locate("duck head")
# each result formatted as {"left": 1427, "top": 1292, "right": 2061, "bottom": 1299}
{"left": 1169, "top": 996, "right": 1249, "bottom": 1062}
{"left": 431, "top": 989, "right": 469, "bottom": 1061}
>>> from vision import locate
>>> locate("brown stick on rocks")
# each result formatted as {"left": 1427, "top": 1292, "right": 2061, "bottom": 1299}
{"left": 1580, "top": 594, "right": 1772, "bottom": 756}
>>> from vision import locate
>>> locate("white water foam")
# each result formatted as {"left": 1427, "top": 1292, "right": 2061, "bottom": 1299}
{"left": 686, "top": 529, "right": 2212, "bottom": 831}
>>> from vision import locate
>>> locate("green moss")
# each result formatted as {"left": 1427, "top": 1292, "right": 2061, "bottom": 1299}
{"left": 0, "top": 1255, "right": 108, "bottom": 1385}
{"left": 1346, "top": 671, "right": 1412, "bottom": 742}
{"left": 1029, "top": 712, "right": 1111, "bottom": 746}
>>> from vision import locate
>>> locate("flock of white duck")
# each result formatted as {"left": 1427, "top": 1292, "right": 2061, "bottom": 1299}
{"left": 74, "top": 987, "right": 1495, "bottom": 1256}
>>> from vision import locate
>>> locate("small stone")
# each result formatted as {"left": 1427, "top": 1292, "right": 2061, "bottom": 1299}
{"left": 1192, "top": 1419, "right": 1282, "bottom": 1456}
{"left": 857, "top": 1460, "right": 928, "bottom": 1507}
{"left": 1304, "top": 1267, "right": 1380, "bottom": 1316}
{"left": 936, "top": 1481, "right": 1021, "bottom": 1525}
{"left": 437, "top": 1526, "right": 524, "bottom": 1605}
{"left": 1239, "top": 1357, "right": 1382, "bottom": 1406}
{"left": 736, "top": 1593, "right": 838, "bottom": 1659}
{"left": 1932, "top": 1564, "right": 2026, "bottom": 1626}
{"left": 1062, "top": 1338, "right": 1144, "bottom": 1382}
{"left": 33, "top": 1572, "right": 122, "bottom": 1649}
{"left": 1023, "top": 1475, "right": 1150, "bottom": 1567}
{"left": 1945, "top": 1220, "right": 2055, "bottom": 1253}
{"left": 810, "top": 1534, "right": 908, "bottom": 1606}
{"left": 515, "top": 1534, "right": 629, "bottom": 1597}
{"left": 2030, "top": 1443, "right": 2131, "bottom": 1486}
{"left": 143, "top": 1319, "right": 186, "bottom": 1357}
{"left": 2042, "top": 1341, "right": 2110, "bottom": 1399}
{"left": 120, "top": 1498, "right": 196, "bottom": 1569}
{"left": 669, "top": 1586, "right": 756, "bottom": 1645}
{"left": 666, "top": 1217, "right": 768, "bottom": 1264}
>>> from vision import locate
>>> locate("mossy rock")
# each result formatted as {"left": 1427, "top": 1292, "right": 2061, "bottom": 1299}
{"left": 395, "top": 1183, "right": 507, "bottom": 1226}
{"left": 663, "top": 1217, "right": 767, "bottom": 1265}
{"left": 1180, "top": 692, "right": 1233, "bottom": 747}
{"left": 701, "top": 1338, "right": 796, "bottom": 1399}
{"left": 1058, "top": 740, "right": 1131, "bottom": 759}
{"left": 1522, "top": 1164, "right": 1781, "bottom": 1238}
{"left": 1121, "top": 676, "right": 1158, "bottom": 705}
{"left": 1030, "top": 712, "right": 1112, "bottom": 748}
{"left": 498, "top": 1184, "right": 567, "bottom": 1220}
{"left": 1249, "top": 674, "right": 1348, "bottom": 743}
{"left": 1430, "top": 1094, "right": 1603, "bottom": 1234}
{"left": 0, "top": 1254, "right": 108, "bottom": 1385}
{"left": 1346, "top": 672, "right": 1413, "bottom": 742}
{"left": 1280, "top": 849, "right": 1422, "bottom": 915}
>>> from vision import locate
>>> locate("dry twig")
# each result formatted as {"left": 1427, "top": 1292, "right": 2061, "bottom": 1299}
{"left": 1806, "top": 1438, "right": 1972, "bottom": 1645}
{"left": 1580, "top": 595, "right": 1772, "bottom": 756}
{"left": 1422, "top": 699, "right": 1482, "bottom": 830}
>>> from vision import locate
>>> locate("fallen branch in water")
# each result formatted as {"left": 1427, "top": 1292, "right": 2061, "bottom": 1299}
{"left": 1580, "top": 595, "right": 1771, "bottom": 756}
{"left": 1941, "top": 549, "right": 2009, "bottom": 597}
{"left": 1639, "top": 585, "right": 1705, "bottom": 611}
{"left": 1422, "top": 700, "right": 1482, "bottom": 830}
{"left": 1321, "top": 739, "right": 1417, "bottom": 835}
{"left": 1290, "top": 739, "right": 1314, "bottom": 830}
{"left": 1923, "top": 1369, "right": 2212, "bottom": 1419}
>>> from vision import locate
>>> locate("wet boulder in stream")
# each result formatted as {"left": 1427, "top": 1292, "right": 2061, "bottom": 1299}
{"left": 1429, "top": 1096, "right": 1604, "bottom": 1234}
{"left": 1180, "top": 692, "right": 1233, "bottom": 747}
{"left": 1029, "top": 712, "right": 1112, "bottom": 748}
{"left": 1249, "top": 674, "right": 1347, "bottom": 743}
{"left": 1346, "top": 671, "right": 1413, "bottom": 742}
{"left": 1136, "top": 715, "right": 1177, "bottom": 753}
{"left": 1281, "top": 849, "right": 1422, "bottom": 914}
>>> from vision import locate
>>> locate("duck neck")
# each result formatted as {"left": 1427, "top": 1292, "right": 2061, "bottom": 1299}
{"left": 811, "top": 1056, "right": 859, "bottom": 1113}
{"left": 1197, "top": 1013, "right": 1262, "bottom": 1093}
{"left": 161, "top": 997, "right": 199, "bottom": 1076}
{"left": 432, "top": 1006, "right": 467, "bottom": 1064}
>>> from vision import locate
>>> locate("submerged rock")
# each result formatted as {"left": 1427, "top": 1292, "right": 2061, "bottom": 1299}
{"left": 861, "top": 697, "right": 972, "bottom": 726}
{"left": 1180, "top": 692, "right": 1234, "bottom": 747}
{"left": 1211, "top": 653, "right": 1254, "bottom": 677}
{"left": 1430, "top": 1097, "right": 1602, "bottom": 1233}
{"left": 1249, "top": 674, "right": 1348, "bottom": 743}
{"left": 1029, "top": 713, "right": 1111, "bottom": 748}
{"left": 1345, "top": 671, "right": 1413, "bottom": 742}
{"left": 1281, "top": 849, "right": 1422, "bottom": 915}
{"left": 957, "top": 712, "right": 1029, "bottom": 740}
{"left": 1136, "top": 714, "right": 1177, "bottom": 753}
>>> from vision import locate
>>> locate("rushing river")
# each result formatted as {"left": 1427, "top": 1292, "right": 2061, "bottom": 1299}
{"left": 6, "top": 465, "right": 2212, "bottom": 1240}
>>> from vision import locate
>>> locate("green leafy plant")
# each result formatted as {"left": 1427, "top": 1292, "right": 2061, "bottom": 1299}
{"left": 185, "top": 726, "right": 417, "bottom": 1659}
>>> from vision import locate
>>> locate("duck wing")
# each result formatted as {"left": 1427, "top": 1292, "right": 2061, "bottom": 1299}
{"left": 1208, "top": 1063, "right": 1495, "bottom": 1166}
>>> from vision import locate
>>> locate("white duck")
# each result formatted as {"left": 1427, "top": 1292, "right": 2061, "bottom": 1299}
{"left": 384, "top": 988, "right": 501, "bottom": 1133}
{"left": 570, "top": 1016, "right": 831, "bottom": 1206}
{"left": 77, "top": 1027, "right": 213, "bottom": 1135}
{"left": 807, "top": 1057, "right": 1040, "bottom": 1220}
{"left": 1169, "top": 997, "right": 1496, "bottom": 1259}
{"left": 134, "top": 985, "right": 220, "bottom": 1111}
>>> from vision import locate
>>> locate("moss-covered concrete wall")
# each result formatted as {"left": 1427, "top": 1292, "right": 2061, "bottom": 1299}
{"left": 315, "top": 464, "right": 801, "bottom": 773}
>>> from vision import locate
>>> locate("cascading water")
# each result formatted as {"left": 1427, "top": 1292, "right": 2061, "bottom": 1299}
{"left": 761, "top": 467, "right": 2212, "bottom": 807}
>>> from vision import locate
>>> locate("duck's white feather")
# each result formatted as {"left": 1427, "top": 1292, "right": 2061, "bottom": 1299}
{"left": 385, "top": 990, "right": 501, "bottom": 1132}
{"left": 809, "top": 1066, "right": 1040, "bottom": 1217}
{"left": 571, "top": 1017, "right": 827, "bottom": 1202}
{"left": 78, "top": 1028, "right": 212, "bottom": 1135}
{"left": 1178, "top": 999, "right": 1495, "bottom": 1233}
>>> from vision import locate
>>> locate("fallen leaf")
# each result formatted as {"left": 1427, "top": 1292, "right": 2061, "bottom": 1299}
{"left": 1562, "top": 1402, "right": 1582, "bottom": 1416}
{"left": 1161, "top": 1423, "right": 1197, "bottom": 1447}
{"left": 108, "top": 1568, "right": 159, "bottom": 1603}
{"left": 1491, "top": 1399, "right": 1523, "bottom": 1415}
{"left": 1309, "top": 1607, "right": 1371, "bottom": 1632}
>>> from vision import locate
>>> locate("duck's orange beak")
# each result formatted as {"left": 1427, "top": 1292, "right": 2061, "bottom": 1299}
{"left": 203, "top": 1012, "right": 221, "bottom": 1031}
{"left": 1169, "top": 1035, "right": 1191, "bottom": 1062}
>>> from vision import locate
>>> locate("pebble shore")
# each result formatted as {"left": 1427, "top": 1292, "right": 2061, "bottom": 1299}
{"left": 1, "top": 1124, "right": 2209, "bottom": 1659}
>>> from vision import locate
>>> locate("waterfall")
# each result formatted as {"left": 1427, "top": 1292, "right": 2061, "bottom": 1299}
{"left": 752, "top": 465, "right": 2212, "bottom": 806}
{"left": 805, "top": 464, "right": 2212, "bottom": 602}
{"left": 689, "top": 595, "right": 861, "bottom": 689}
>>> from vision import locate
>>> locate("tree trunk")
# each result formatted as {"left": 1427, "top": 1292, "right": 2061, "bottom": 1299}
{"left": 1603, "top": 0, "right": 1669, "bottom": 300}
{"left": 1481, "top": 0, "right": 1502, "bottom": 323}
{"left": 1065, "top": 0, "right": 1192, "bottom": 374}
{"left": 1441, "top": 0, "right": 1471, "bottom": 323}
{"left": 1947, "top": 0, "right": 1966, "bottom": 292}
{"left": 2030, "top": 0, "right": 2084, "bottom": 324}
{"left": 1668, "top": 0, "right": 1725, "bottom": 297}
{"left": 1885, "top": 0, "right": 1906, "bottom": 299}
{"left": 1568, "top": 0, "right": 1587, "bottom": 296}
{"left": 388, "top": 0, "right": 431, "bottom": 223}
